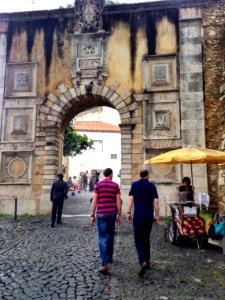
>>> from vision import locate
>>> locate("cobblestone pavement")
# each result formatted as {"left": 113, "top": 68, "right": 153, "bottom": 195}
{"left": 0, "top": 191, "right": 224, "bottom": 300}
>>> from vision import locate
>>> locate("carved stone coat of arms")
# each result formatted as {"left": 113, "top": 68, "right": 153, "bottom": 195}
{"left": 74, "top": 0, "right": 104, "bottom": 33}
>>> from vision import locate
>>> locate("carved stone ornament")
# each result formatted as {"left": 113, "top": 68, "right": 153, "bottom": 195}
{"left": 7, "top": 158, "right": 27, "bottom": 178}
{"left": 74, "top": 0, "right": 104, "bottom": 33}
{"left": 1, "top": 152, "right": 31, "bottom": 183}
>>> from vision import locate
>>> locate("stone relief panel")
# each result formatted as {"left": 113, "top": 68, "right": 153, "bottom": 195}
{"left": 154, "top": 110, "right": 169, "bottom": 129}
{"left": 71, "top": 33, "right": 108, "bottom": 81}
{"left": 1, "top": 108, "right": 35, "bottom": 142}
{"left": 143, "top": 92, "right": 180, "bottom": 140}
{"left": 4, "top": 63, "right": 37, "bottom": 98}
{"left": 78, "top": 43, "right": 101, "bottom": 58}
{"left": 144, "top": 149, "right": 180, "bottom": 183}
{"left": 0, "top": 152, "right": 32, "bottom": 183}
{"left": 12, "top": 115, "right": 28, "bottom": 133}
{"left": 142, "top": 54, "right": 177, "bottom": 92}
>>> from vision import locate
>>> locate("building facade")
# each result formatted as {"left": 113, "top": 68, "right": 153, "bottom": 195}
{"left": 69, "top": 120, "right": 121, "bottom": 185}
{"left": 0, "top": 0, "right": 225, "bottom": 215}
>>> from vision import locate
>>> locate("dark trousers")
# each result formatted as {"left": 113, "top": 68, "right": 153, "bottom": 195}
{"left": 133, "top": 220, "right": 153, "bottom": 266}
{"left": 51, "top": 198, "right": 64, "bottom": 225}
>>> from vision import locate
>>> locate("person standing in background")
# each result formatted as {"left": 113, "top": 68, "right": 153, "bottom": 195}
{"left": 95, "top": 171, "right": 100, "bottom": 184}
{"left": 178, "top": 176, "right": 194, "bottom": 202}
{"left": 66, "top": 176, "right": 73, "bottom": 190}
{"left": 72, "top": 176, "right": 78, "bottom": 190}
{"left": 78, "top": 172, "right": 84, "bottom": 190}
{"left": 83, "top": 171, "right": 88, "bottom": 190}
{"left": 89, "top": 170, "right": 97, "bottom": 192}
{"left": 127, "top": 169, "right": 159, "bottom": 277}
{"left": 50, "top": 173, "right": 68, "bottom": 228}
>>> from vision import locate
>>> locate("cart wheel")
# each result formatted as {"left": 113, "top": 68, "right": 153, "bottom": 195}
{"left": 168, "top": 217, "right": 178, "bottom": 244}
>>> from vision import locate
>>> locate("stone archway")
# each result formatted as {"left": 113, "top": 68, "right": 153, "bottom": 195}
{"left": 36, "top": 80, "right": 138, "bottom": 213}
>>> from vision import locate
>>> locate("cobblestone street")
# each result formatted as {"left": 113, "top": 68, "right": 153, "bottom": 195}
{"left": 0, "top": 191, "right": 224, "bottom": 300}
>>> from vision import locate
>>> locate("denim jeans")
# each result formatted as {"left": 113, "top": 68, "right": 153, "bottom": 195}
{"left": 133, "top": 220, "right": 153, "bottom": 266}
{"left": 96, "top": 214, "right": 117, "bottom": 266}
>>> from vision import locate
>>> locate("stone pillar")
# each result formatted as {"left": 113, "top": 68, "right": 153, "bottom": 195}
{"left": 218, "top": 84, "right": 225, "bottom": 212}
{"left": 40, "top": 126, "right": 59, "bottom": 213}
{"left": 179, "top": 7, "right": 208, "bottom": 193}
{"left": 0, "top": 21, "right": 8, "bottom": 141}
{"left": 119, "top": 124, "right": 132, "bottom": 213}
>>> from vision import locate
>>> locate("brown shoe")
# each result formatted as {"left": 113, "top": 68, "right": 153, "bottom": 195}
{"left": 99, "top": 265, "right": 109, "bottom": 275}
{"left": 138, "top": 262, "right": 147, "bottom": 277}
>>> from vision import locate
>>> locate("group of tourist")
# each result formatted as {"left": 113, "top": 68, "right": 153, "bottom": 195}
{"left": 66, "top": 170, "right": 100, "bottom": 191}
{"left": 50, "top": 168, "right": 196, "bottom": 277}
{"left": 90, "top": 168, "right": 160, "bottom": 277}
{"left": 50, "top": 168, "right": 159, "bottom": 277}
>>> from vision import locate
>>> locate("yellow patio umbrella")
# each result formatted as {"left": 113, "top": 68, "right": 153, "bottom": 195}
{"left": 144, "top": 147, "right": 225, "bottom": 186}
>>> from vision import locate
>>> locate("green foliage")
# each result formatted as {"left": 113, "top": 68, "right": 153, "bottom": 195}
{"left": 105, "top": 0, "right": 120, "bottom": 4}
{"left": 20, "top": 213, "right": 30, "bottom": 217}
{"left": 59, "top": 4, "right": 73, "bottom": 9}
{"left": 59, "top": 1, "right": 120, "bottom": 8}
{"left": 0, "top": 214, "right": 11, "bottom": 218}
{"left": 63, "top": 123, "right": 93, "bottom": 157}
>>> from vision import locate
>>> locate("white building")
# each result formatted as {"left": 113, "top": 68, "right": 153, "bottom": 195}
{"left": 68, "top": 120, "right": 121, "bottom": 185}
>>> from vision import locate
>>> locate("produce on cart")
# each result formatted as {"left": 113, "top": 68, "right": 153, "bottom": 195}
{"left": 167, "top": 202, "right": 210, "bottom": 249}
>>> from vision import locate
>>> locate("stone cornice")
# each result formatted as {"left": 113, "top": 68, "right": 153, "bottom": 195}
{"left": 0, "top": 0, "right": 218, "bottom": 21}
{"left": 103, "top": 0, "right": 216, "bottom": 14}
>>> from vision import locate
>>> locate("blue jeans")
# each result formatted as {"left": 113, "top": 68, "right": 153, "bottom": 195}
{"left": 96, "top": 214, "right": 117, "bottom": 266}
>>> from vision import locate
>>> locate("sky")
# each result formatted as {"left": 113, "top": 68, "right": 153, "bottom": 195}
{"left": 0, "top": 0, "right": 155, "bottom": 13}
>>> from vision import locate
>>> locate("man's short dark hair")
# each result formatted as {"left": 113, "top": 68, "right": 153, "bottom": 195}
{"left": 140, "top": 169, "right": 149, "bottom": 178}
{"left": 103, "top": 168, "right": 113, "bottom": 177}
{"left": 58, "top": 173, "right": 64, "bottom": 180}
{"left": 182, "top": 176, "right": 191, "bottom": 184}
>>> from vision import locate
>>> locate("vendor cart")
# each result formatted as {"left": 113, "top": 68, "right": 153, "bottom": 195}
{"left": 167, "top": 202, "right": 208, "bottom": 249}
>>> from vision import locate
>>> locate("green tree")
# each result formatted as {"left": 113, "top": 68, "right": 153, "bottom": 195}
{"left": 59, "top": 4, "right": 73, "bottom": 9}
{"left": 105, "top": 0, "right": 120, "bottom": 4}
{"left": 63, "top": 123, "right": 93, "bottom": 157}
{"left": 59, "top": 1, "right": 120, "bottom": 8}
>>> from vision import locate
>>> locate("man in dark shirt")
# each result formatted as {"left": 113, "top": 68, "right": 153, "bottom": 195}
{"left": 50, "top": 173, "right": 68, "bottom": 228}
{"left": 127, "top": 169, "right": 159, "bottom": 277}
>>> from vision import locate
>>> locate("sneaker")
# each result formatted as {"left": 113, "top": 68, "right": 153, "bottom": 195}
{"left": 51, "top": 224, "right": 55, "bottom": 228}
{"left": 99, "top": 265, "right": 109, "bottom": 275}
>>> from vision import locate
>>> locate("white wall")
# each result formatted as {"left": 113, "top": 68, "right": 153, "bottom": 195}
{"left": 75, "top": 107, "right": 121, "bottom": 125}
{"left": 68, "top": 130, "right": 121, "bottom": 185}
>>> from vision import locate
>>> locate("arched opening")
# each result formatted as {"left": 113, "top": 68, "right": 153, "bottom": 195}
{"left": 57, "top": 94, "right": 118, "bottom": 178}
{"left": 37, "top": 82, "right": 136, "bottom": 214}
{"left": 66, "top": 106, "right": 121, "bottom": 187}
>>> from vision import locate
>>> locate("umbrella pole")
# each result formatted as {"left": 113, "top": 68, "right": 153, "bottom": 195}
{"left": 190, "top": 162, "right": 194, "bottom": 201}
{"left": 191, "top": 162, "right": 193, "bottom": 186}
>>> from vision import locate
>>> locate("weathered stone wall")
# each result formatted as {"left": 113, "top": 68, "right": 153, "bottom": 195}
{"left": 202, "top": 0, "right": 225, "bottom": 212}
{"left": 0, "top": 0, "right": 225, "bottom": 215}
{"left": 0, "top": 3, "right": 181, "bottom": 215}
